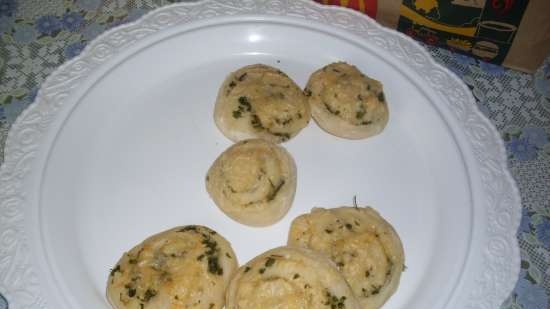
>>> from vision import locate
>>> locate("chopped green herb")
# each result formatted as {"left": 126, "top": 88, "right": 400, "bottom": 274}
{"left": 202, "top": 237, "right": 217, "bottom": 255}
{"left": 259, "top": 268, "right": 266, "bottom": 274}
{"left": 244, "top": 266, "right": 251, "bottom": 273}
{"left": 226, "top": 253, "right": 232, "bottom": 258}
{"left": 304, "top": 88, "right": 312, "bottom": 97}
{"left": 232, "top": 110, "right": 242, "bottom": 118}
{"left": 110, "top": 265, "right": 121, "bottom": 277}
{"left": 183, "top": 230, "right": 224, "bottom": 276}
{"left": 238, "top": 96, "right": 252, "bottom": 111}
{"left": 178, "top": 226, "right": 199, "bottom": 233}
{"left": 365, "top": 270, "right": 370, "bottom": 277}
{"left": 325, "top": 229, "right": 333, "bottom": 234}
{"left": 265, "top": 257, "right": 276, "bottom": 267}
{"left": 345, "top": 223, "right": 353, "bottom": 230}
{"left": 128, "top": 288, "right": 136, "bottom": 298}
{"left": 207, "top": 256, "right": 223, "bottom": 275}
{"left": 324, "top": 291, "right": 346, "bottom": 309}
{"left": 274, "top": 117, "right": 292, "bottom": 126}
{"left": 143, "top": 289, "right": 157, "bottom": 302}
{"left": 293, "top": 273, "right": 300, "bottom": 279}
{"left": 361, "top": 121, "right": 372, "bottom": 126}
{"left": 272, "top": 132, "right": 290, "bottom": 141}
{"left": 238, "top": 73, "right": 247, "bottom": 81}
{"left": 267, "top": 180, "right": 285, "bottom": 201}
{"left": 324, "top": 102, "right": 340, "bottom": 116}
{"left": 229, "top": 81, "right": 236, "bottom": 88}
{"left": 250, "top": 114, "right": 263, "bottom": 129}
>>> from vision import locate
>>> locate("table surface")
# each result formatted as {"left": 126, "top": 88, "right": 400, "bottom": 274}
{"left": 0, "top": 1, "right": 548, "bottom": 309}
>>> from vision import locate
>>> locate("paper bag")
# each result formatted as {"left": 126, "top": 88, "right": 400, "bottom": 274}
{"left": 316, "top": 0, "right": 550, "bottom": 73}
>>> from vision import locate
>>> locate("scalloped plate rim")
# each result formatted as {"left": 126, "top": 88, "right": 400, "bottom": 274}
{"left": 0, "top": 1, "right": 521, "bottom": 309}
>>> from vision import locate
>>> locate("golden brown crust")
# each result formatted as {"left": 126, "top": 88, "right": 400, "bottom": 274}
{"left": 288, "top": 207, "right": 404, "bottom": 309}
{"left": 214, "top": 64, "right": 311, "bottom": 143}
{"left": 226, "top": 246, "right": 362, "bottom": 309}
{"left": 305, "top": 62, "right": 389, "bottom": 139}
{"left": 106, "top": 226, "right": 238, "bottom": 309}
{"left": 206, "top": 139, "right": 297, "bottom": 227}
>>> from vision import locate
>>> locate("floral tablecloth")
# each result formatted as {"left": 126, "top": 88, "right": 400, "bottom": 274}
{"left": 0, "top": 1, "right": 548, "bottom": 309}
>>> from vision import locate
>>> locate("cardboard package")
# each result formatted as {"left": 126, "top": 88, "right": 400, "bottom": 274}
{"left": 316, "top": 0, "right": 550, "bottom": 73}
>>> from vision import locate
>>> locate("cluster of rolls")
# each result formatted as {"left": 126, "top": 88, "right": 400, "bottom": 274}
{"left": 207, "top": 62, "right": 389, "bottom": 227}
{"left": 107, "top": 207, "right": 404, "bottom": 309}
{"left": 106, "top": 63, "right": 402, "bottom": 309}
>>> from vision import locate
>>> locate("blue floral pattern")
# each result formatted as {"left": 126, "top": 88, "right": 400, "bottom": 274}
{"left": 503, "top": 126, "right": 550, "bottom": 161}
{"left": 64, "top": 42, "right": 85, "bottom": 59}
{"left": 0, "top": 0, "right": 17, "bottom": 17}
{"left": 535, "top": 219, "right": 550, "bottom": 249}
{"left": 0, "top": 1, "right": 549, "bottom": 308}
{"left": 515, "top": 271, "right": 548, "bottom": 309}
{"left": 62, "top": 12, "right": 84, "bottom": 31}
{"left": 35, "top": 15, "right": 61, "bottom": 35}
{"left": 506, "top": 138, "right": 538, "bottom": 161}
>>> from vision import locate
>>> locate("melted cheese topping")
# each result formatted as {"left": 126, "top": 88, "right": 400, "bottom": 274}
{"left": 306, "top": 62, "right": 389, "bottom": 139}
{"left": 288, "top": 207, "right": 404, "bottom": 309}
{"left": 214, "top": 64, "right": 311, "bottom": 143}
{"left": 226, "top": 246, "right": 362, "bottom": 309}
{"left": 106, "top": 226, "right": 238, "bottom": 309}
{"left": 206, "top": 139, "right": 297, "bottom": 227}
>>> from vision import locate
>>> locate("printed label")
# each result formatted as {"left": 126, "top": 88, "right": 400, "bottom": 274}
{"left": 397, "top": 0, "right": 530, "bottom": 64}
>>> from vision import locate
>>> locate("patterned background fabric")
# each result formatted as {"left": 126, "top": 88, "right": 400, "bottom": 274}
{"left": 0, "top": 1, "right": 548, "bottom": 309}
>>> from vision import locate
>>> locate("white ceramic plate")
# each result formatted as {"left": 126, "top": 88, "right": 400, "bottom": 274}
{"left": 0, "top": 1, "right": 521, "bottom": 309}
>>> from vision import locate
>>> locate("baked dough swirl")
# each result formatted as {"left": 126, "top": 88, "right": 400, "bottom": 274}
{"left": 206, "top": 139, "right": 297, "bottom": 227}
{"left": 226, "top": 246, "right": 362, "bottom": 309}
{"left": 288, "top": 207, "right": 404, "bottom": 309}
{"left": 305, "top": 62, "right": 389, "bottom": 139}
{"left": 106, "top": 225, "right": 238, "bottom": 309}
{"left": 214, "top": 64, "right": 311, "bottom": 143}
